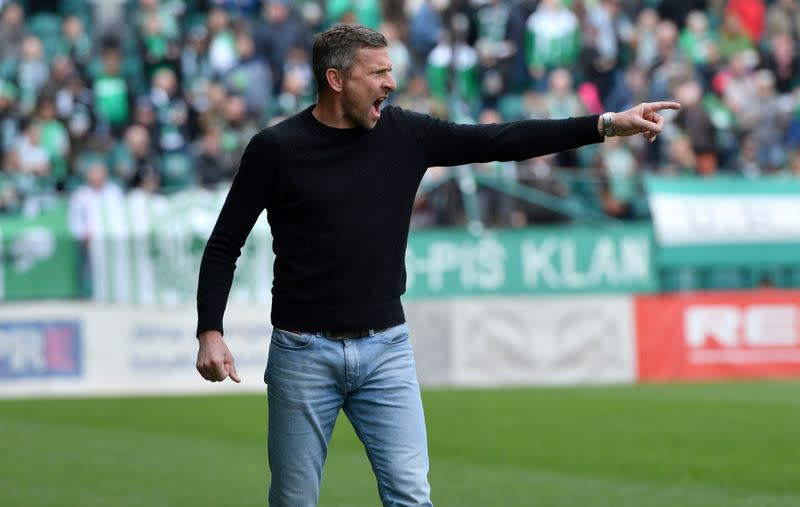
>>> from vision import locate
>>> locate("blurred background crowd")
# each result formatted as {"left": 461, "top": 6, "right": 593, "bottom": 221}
{"left": 0, "top": 0, "right": 799, "bottom": 227}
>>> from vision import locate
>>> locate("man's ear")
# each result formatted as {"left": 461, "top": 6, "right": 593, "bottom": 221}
{"left": 326, "top": 68, "right": 344, "bottom": 93}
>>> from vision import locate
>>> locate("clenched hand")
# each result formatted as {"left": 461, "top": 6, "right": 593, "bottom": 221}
{"left": 196, "top": 330, "right": 241, "bottom": 383}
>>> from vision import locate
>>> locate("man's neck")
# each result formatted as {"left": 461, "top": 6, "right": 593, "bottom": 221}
{"left": 312, "top": 95, "right": 355, "bottom": 129}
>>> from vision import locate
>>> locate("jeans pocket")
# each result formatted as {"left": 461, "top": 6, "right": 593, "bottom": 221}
{"left": 375, "top": 323, "right": 410, "bottom": 345}
{"left": 271, "top": 328, "right": 315, "bottom": 350}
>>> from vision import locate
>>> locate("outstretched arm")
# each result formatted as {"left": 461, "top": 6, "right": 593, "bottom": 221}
{"left": 399, "top": 102, "right": 680, "bottom": 168}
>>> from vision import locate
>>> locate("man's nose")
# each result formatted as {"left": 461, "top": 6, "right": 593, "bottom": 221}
{"left": 384, "top": 74, "right": 397, "bottom": 92}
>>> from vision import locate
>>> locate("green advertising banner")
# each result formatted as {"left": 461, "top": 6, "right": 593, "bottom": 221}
{"left": 0, "top": 188, "right": 658, "bottom": 302}
{"left": 646, "top": 176, "right": 800, "bottom": 267}
{"left": 0, "top": 203, "right": 79, "bottom": 300}
{"left": 83, "top": 187, "right": 272, "bottom": 306}
{"left": 404, "top": 225, "right": 657, "bottom": 297}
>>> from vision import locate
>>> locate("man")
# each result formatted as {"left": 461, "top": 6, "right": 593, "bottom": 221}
{"left": 195, "top": 24, "right": 679, "bottom": 507}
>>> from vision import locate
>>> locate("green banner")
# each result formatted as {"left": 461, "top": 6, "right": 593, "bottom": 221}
{"left": 405, "top": 225, "right": 657, "bottom": 296}
{"left": 646, "top": 176, "right": 800, "bottom": 267}
{"left": 85, "top": 187, "right": 272, "bottom": 305}
{"left": 0, "top": 191, "right": 658, "bottom": 302}
{"left": 0, "top": 203, "right": 79, "bottom": 300}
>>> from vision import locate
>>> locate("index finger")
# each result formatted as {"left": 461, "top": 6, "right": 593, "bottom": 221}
{"left": 644, "top": 101, "right": 681, "bottom": 112}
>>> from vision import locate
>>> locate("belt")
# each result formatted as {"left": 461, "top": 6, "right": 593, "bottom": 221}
{"left": 291, "top": 328, "right": 388, "bottom": 339}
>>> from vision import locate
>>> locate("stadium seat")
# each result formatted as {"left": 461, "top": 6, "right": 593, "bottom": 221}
{"left": 27, "top": 13, "right": 64, "bottom": 61}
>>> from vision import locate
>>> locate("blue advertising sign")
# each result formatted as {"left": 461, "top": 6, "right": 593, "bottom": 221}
{"left": 0, "top": 321, "right": 82, "bottom": 378}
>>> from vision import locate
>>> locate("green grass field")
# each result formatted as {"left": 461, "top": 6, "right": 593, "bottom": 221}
{"left": 2, "top": 381, "right": 799, "bottom": 507}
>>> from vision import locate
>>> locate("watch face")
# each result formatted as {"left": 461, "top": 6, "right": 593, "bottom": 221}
{"left": 603, "top": 113, "right": 614, "bottom": 136}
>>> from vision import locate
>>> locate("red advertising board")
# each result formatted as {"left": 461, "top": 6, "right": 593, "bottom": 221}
{"left": 636, "top": 291, "right": 800, "bottom": 381}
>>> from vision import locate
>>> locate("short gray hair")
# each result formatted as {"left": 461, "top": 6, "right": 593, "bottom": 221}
{"left": 312, "top": 24, "right": 388, "bottom": 93}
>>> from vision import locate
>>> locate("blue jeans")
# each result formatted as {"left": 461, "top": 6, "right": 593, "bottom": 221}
{"left": 265, "top": 322, "right": 433, "bottom": 506}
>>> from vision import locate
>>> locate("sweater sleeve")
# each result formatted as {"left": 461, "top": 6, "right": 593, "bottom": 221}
{"left": 196, "top": 132, "right": 271, "bottom": 337}
{"left": 395, "top": 108, "right": 604, "bottom": 167}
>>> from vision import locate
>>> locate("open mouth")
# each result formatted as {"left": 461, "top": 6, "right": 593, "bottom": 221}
{"left": 372, "top": 98, "right": 385, "bottom": 116}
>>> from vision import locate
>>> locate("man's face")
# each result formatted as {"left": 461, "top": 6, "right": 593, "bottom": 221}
{"left": 340, "top": 47, "right": 396, "bottom": 129}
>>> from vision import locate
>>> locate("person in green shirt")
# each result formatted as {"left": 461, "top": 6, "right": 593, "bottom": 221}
{"left": 92, "top": 40, "right": 133, "bottom": 137}
{"left": 525, "top": 0, "right": 580, "bottom": 88}
{"left": 34, "top": 94, "right": 70, "bottom": 186}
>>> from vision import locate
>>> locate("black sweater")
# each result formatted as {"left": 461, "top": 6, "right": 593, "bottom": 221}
{"left": 196, "top": 105, "right": 604, "bottom": 336}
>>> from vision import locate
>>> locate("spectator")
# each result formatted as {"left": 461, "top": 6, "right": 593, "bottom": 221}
{"left": 718, "top": 9, "right": 753, "bottom": 60}
{"left": 733, "top": 132, "right": 761, "bottom": 178}
{"left": 220, "top": 95, "right": 258, "bottom": 160}
{"left": 725, "top": 0, "right": 765, "bottom": 44}
{"left": 139, "top": 5, "right": 182, "bottom": 81}
{"left": 632, "top": 8, "right": 660, "bottom": 71}
{"left": 224, "top": 30, "right": 272, "bottom": 121}
{"left": 197, "top": 79, "right": 229, "bottom": 132}
{"left": 275, "top": 45, "right": 314, "bottom": 117}
{"left": 408, "top": 0, "right": 443, "bottom": 65}
{"left": 149, "top": 67, "right": 191, "bottom": 152}
{"left": 525, "top": 0, "right": 580, "bottom": 90}
{"left": 648, "top": 20, "right": 692, "bottom": 102}
{"left": 721, "top": 50, "right": 759, "bottom": 133}
{"left": 765, "top": 0, "right": 800, "bottom": 42}
{"left": 381, "top": 21, "right": 411, "bottom": 93}
{"left": 426, "top": 29, "right": 481, "bottom": 106}
{"left": 327, "top": 0, "right": 383, "bottom": 28}
{"left": 253, "top": 0, "right": 310, "bottom": 96}
{"left": 660, "top": 133, "right": 697, "bottom": 177}
{"left": 207, "top": 7, "right": 237, "bottom": 76}
{"left": 0, "top": 2, "right": 25, "bottom": 62}
{"left": 393, "top": 72, "right": 445, "bottom": 117}
{"left": 751, "top": 69, "right": 791, "bottom": 172}
{"left": 55, "top": 72, "right": 95, "bottom": 159}
{"left": 195, "top": 126, "right": 236, "bottom": 188}
{"left": 679, "top": 10, "right": 716, "bottom": 67}
{"left": 0, "top": 79, "right": 20, "bottom": 169}
{"left": 474, "top": 0, "right": 515, "bottom": 100}
{"left": 181, "top": 25, "right": 212, "bottom": 93}
{"left": 544, "top": 68, "right": 584, "bottom": 120}
{"left": 59, "top": 14, "right": 93, "bottom": 78}
{"left": 7, "top": 120, "right": 51, "bottom": 179}
{"left": 33, "top": 94, "right": 71, "bottom": 187}
{"left": 674, "top": 79, "right": 717, "bottom": 175}
{"left": 16, "top": 35, "right": 50, "bottom": 115}
{"left": 92, "top": 39, "right": 134, "bottom": 137}
{"left": 759, "top": 32, "right": 800, "bottom": 95}
{"left": 68, "top": 161, "right": 124, "bottom": 295}
{"left": 544, "top": 67, "right": 584, "bottom": 167}
{"left": 120, "top": 124, "right": 159, "bottom": 189}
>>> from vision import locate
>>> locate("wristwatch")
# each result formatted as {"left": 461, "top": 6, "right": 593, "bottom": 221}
{"left": 601, "top": 112, "right": 616, "bottom": 137}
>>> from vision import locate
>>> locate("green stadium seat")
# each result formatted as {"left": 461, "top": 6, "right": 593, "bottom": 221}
{"left": 27, "top": 13, "right": 62, "bottom": 40}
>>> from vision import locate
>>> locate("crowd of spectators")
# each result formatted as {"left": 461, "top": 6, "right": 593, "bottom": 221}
{"left": 1, "top": 0, "right": 799, "bottom": 226}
